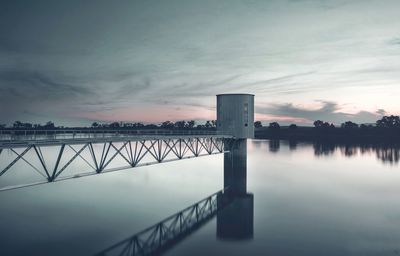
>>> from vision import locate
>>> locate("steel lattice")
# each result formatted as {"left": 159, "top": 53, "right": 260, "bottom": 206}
{"left": 0, "top": 136, "right": 228, "bottom": 191}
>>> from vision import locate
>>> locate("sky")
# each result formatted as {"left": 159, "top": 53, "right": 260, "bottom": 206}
{"left": 0, "top": 0, "right": 399, "bottom": 126}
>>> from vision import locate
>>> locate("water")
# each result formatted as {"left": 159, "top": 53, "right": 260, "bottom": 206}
{"left": 1, "top": 140, "right": 400, "bottom": 255}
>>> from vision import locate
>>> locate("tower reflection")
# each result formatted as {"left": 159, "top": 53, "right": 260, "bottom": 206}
{"left": 217, "top": 139, "right": 254, "bottom": 240}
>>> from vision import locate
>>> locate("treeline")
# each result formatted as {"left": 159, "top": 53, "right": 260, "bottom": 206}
{"left": 0, "top": 120, "right": 217, "bottom": 130}
{"left": 0, "top": 121, "right": 56, "bottom": 129}
{"left": 255, "top": 115, "right": 400, "bottom": 141}
{"left": 3, "top": 115, "right": 400, "bottom": 138}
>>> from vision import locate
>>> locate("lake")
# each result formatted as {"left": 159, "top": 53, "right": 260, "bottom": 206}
{"left": 1, "top": 139, "right": 400, "bottom": 255}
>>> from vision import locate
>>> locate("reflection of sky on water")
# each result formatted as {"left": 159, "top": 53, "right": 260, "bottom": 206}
{"left": 1, "top": 140, "right": 400, "bottom": 255}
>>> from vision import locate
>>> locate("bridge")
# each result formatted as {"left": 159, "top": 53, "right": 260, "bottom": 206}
{"left": 0, "top": 130, "right": 232, "bottom": 191}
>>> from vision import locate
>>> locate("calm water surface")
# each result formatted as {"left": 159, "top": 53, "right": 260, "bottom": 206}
{"left": 1, "top": 140, "right": 400, "bottom": 255}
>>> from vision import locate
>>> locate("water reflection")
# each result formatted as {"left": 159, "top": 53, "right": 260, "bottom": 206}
{"left": 3, "top": 139, "right": 400, "bottom": 255}
{"left": 224, "top": 139, "right": 247, "bottom": 195}
{"left": 96, "top": 189, "right": 224, "bottom": 256}
{"left": 217, "top": 193, "right": 254, "bottom": 240}
{"left": 268, "top": 140, "right": 280, "bottom": 153}
{"left": 98, "top": 139, "right": 254, "bottom": 255}
{"left": 220, "top": 139, "right": 253, "bottom": 240}
{"left": 288, "top": 140, "right": 297, "bottom": 151}
{"left": 376, "top": 147, "right": 400, "bottom": 164}
{"left": 266, "top": 140, "right": 400, "bottom": 165}
{"left": 313, "top": 141, "right": 336, "bottom": 157}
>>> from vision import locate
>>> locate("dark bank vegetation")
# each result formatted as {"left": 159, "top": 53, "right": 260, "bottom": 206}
{"left": 3, "top": 115, "right": 400, "bottom": 141}
{"left": 0, "top": 120, "right": 217, "bottom": 131}
{"left": 255, "top": 115, "right": 400, "bottom": 142}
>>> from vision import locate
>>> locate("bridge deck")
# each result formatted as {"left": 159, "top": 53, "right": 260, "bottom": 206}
{"left": 0, "top": 134, "right": 233, "bottom": 149}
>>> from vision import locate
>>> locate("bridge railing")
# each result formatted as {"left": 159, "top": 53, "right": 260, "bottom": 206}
{"left": 0, "top": 129, "right": 222, "bottom": 141}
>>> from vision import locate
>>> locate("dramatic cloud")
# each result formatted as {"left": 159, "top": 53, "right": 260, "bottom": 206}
{"left": 257, "top": 101, "right": 385, "bottom": 125}
{"left": 0, "top": 70, "right": 89, "bottom": 100}
{"left": 0, "top": 0, "right": 399, "bottom": 125}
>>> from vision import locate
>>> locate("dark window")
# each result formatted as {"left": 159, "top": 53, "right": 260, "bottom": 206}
{"left": 245, "top": 123, "right": 248, "bottom": 127}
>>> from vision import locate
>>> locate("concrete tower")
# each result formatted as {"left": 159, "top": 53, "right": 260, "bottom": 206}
{"left": 216, "top": 93, "right": 254, "bottom": 240}
{"left": 216, "top": 94, "right": 254, "bottom": 138}
{"left": 216, "top": 93, "right": 255, "bottom": 194}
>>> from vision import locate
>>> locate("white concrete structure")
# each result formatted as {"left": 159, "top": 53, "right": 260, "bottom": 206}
{"left": 217, "top": 94, "right": 254, "bottom": 139}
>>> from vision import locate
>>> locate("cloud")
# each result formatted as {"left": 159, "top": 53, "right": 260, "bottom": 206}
{"left": 0, "top": 69, "right": 89, "bottom": 101}
{"left": 388, "top": 37, "right": 400, "bottom": 46}
{"left": 0, "top": 0, "right": 400, "bottom": 125}
{"left": 376, "top": 109, "right": 386, "bottom": 116}
{"left": 256, "top": 101, "right": 385, "bottom": 125}
{"left": 287, "top": 0, "right": 349, "bottom": 10}
{"left": 0, "top": 69, "right": 93, "bottom": 125}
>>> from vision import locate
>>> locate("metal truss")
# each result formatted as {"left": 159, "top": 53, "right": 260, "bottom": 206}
{"left": 0, "top": 137, "right": 227, "bottom": 191}
{"left": 96, "top": 188, "right": 229, "bottom": 256}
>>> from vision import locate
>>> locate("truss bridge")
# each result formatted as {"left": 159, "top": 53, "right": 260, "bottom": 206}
{"left": 0, "top": 130, "right": 233, "bottom": 191}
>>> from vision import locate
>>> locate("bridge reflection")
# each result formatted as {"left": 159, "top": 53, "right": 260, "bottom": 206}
{"left": 97, "top": 138, "right": 253, "bottom": 255}
{"left": 96, "top": 189, "right": 254, "bottom": 256}
{"left": 96, "top": 189, "right": 224, "bottom": 256}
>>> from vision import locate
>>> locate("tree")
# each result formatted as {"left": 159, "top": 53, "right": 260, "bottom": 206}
{"left": 376, "top": 115, "right": 400, "bottom": 128}
{"left": 322, "top": 122, "right": 331, "bottom": 129}
{"left": 314, "top": 120, "right": 334, "bottom": 129}
{"left": 360, "top": 124, "right": 372, "bottom": 130}
{"left": 91, "top": 122, "right": 99, "bottom": 128}
{"left": 161, "top": 121, "right": 174, "bottom": 129}
{"left": 123, "top": 122, "right": 132, "bottom": 128}
{"left": 13, "top": 122, "right": 33, "bottom": 129}
{"left": 187, "top": 120, "right": 195, "bottom": 129}
{"left": 13, "top": 121, "right": 23, "bottom": 128}
{"left": 0, "top": 124, "right": 6, "bottom": 129}
{"left": 254, "top": 121, "right": 262, "bottom": 128}
{"left": 268, "top": 122, "right": 280, "bottom": 130}
{"left": 43, "top": 121, "right": 55, "bottom": 129}
{"left": 289, "top": 124, "right": 297, "bottom": 130}
{"left": 211, "top": 120, "right": 217, "bottom": 128}
{"left": 341, "top": 121, "right": 358, "bottom": 129}
{"left": 205, "top": 121, "right": 212, "bottom": 128}
{"left": 24, "top": 122, "right": 33, "bottom": 128}
{"left": 134, "top": 122, "right": 145, "bottom": 128}
{"left": 313, "top": 120, "right": 324, "bottom": 128}
{"left": 145, "top": 124, "right": 158, "bottom": 129}
{"left": 174, "top": 121, "right": 186, "bottom": 129}
{"left": 109, "top": 122, "right": 120, "bottom": 128}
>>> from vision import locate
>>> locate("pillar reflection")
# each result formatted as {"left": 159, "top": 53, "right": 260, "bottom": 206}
{"left": 217, "top": 138, "right": 254, "bottom": 240}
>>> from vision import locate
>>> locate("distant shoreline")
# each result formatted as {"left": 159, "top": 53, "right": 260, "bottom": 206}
{"left": 254, "top": 127, "right": 400, "bottom": 143}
